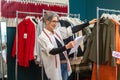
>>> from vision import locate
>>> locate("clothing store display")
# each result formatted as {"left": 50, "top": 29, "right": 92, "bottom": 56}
{"left": 11, "top": 17, "right": 42, "bottom": 67}
{"left": 11, "top": 18, "right": 36, "bottom": 67}
{"left": 1, "top": 0, "right": 103, "bottom": 80}
{"left": 82, "top": 14, "right": 120, "bottom": 80}
{"left": 91, "top": 18, "right": 116, "bottom": 80}
{"left": 4, "top": 0, "right": 120, "bottom": 80}
{"left": 83, "top": 18, "right": 116, "bottom": 65}
{"left": 59, "top": 19, "right": 88, "bottom": 58}
{"left": 59, "top": 18, "right": 93, "bottom": 80}
{"left": 111, "top": 18, "right": 120, "bottom": 80}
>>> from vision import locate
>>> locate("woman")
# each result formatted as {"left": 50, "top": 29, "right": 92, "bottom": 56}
{"left": 38, "top": 11, "right": 97, "bottom": 80}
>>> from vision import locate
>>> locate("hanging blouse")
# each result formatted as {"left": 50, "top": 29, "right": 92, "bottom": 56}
{"left": 11, "top": 18, "right": 36, "bottom": 67}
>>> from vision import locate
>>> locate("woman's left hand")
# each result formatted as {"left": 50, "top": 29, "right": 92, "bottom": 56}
{"left": 89, "top": 19, "right": 97, "bottom": 24}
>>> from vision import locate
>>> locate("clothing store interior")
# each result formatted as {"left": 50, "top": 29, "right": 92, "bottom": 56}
{"left": 0, "top": 0, "right": 120, "bottom": 80}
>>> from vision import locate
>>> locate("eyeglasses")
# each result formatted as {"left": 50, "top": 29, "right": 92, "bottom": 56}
{"left": 50, "top": 20, "right": 59, "bottom": 23}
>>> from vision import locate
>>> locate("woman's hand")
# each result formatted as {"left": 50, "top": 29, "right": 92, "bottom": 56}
{"left": 89, "top": 19, "right": 97, "bottom": 24}
{"left": 65, "top": 41, "right": 76, "bottom": 49}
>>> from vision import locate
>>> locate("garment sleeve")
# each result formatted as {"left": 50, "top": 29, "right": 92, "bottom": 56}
{"left": 38, "top": 34, "right": 67, "bottom": 55}
{"left": 58, "top": 26, "right": 73, "bottom": 39}
{"left": 58, "top": 22, "right": 89, "bottom": 39}
{"left": 72, "top": 22, "right": 89, "bottom": 33}
{"left": 49, "top": 46, "right": 66, "bottom": 55}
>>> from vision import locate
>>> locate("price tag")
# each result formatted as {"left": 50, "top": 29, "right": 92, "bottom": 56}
{"left": 24, "top": 33, "right": 27, "bottom": 39}
{"left": 112, "top": 51, "right": 120, "bottom": 58}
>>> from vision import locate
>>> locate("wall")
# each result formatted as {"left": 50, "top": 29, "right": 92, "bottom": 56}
{"left": 69, "top": 0, "right": 86, "bottom": 21}
{"left": 70, "top": 0, "right": 120, "bottom": 21}
{"left": 7, "top": 27, "right": 16, "bottom": 80}
{"left": 85, "top": 0, "right": 120, "bottom": 20}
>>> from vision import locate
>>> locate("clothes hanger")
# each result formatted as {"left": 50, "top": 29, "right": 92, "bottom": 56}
{"left": 25, "top": 16, "right": 38, "bottom": 25}
{"left": 101, "top": 13, "right": 106, "bottom": 18}
{"left": 25, "top": 16, "right": 35, "bottom": 19}
{"left": 117, "top": 15, "right": 120, "bottom": 21}
{"left": 32, "top": 18, "right": 38, "bottom": 24}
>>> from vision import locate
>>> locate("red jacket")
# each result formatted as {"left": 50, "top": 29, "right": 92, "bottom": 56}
{"left": 12, "top": 18, "right": 35, "bottom": 67}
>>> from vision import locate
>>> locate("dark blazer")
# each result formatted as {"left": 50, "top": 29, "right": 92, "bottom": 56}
{"left": 83, "top": 18, "right": 116, "bottom": 66}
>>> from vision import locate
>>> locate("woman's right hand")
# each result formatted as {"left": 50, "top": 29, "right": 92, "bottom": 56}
{"left": 65, "top": 41, "right": 76, "bottom": 49}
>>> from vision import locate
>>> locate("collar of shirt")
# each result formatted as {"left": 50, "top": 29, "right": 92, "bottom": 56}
{"left": 44, "top": 28, "right": 55, "bottom": 35}
{"left": 44, "top": 28, "right": 64, "bottom": 46}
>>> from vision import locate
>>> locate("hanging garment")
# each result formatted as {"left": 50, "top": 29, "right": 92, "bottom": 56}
{"left": 111, "top": 19, "right": 120, "bottom": 80}
{"left": 11, "top": 18, "right": 36, "bottom": 67}
{"left": 34, "top": 20, "right": 43, "bottom": 65}
{"left": 91, "top": 63, "right": 116, "bottom": 80}
{"left": 82, "top": 18, "right": 116, "bottom": 80}
{"left": 83, "top": 18, "right": 116, "bottom": 65}
{"left": 111, "top": 19, "right": 120, "bottom": 64}
{"left": 59, "top": 19, "right": 83, "bottom": 58}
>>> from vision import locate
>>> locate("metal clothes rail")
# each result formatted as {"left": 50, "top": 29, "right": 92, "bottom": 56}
{"left": 96, "top": 7, "right": 120, "bottom": 80}
{"left": 42, "top": 9, "right": 80, "bottom": 19}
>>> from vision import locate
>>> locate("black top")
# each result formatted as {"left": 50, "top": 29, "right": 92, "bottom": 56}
{"left": 49, "top": 22, "right": 89, "bottom": 60}
{"left": 49, "top": 37, "right": 66, "bottom": 60}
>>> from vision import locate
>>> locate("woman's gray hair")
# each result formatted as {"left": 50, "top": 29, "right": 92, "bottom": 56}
{"left": 43, "top": 11, "right": 59, "bottom": 22}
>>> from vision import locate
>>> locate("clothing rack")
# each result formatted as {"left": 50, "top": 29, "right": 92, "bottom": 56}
{"left": 42, "top": 9, "right": 80, "bottom": 19}
{"left": 96, "top": 7, "right": 120, "bottom": 80}
{"left": 16, "top": 11, "right": 42, "bottom": 80}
